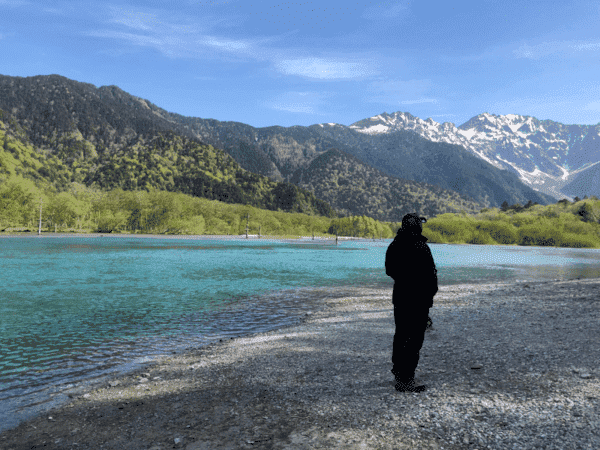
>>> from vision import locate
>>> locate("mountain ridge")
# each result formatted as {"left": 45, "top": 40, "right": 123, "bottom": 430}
{"left": 347, "top": 111, "right": 600, "bottom": 199}
{"left": 154, "top": 111, "right": 554, "bottom": 208}
{"left": 0, "top": 74, "right": 566, "bottom": 220}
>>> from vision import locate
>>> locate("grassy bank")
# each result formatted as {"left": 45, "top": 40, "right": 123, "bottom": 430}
{"left": 423, "top": 198, "right": 600, "bottom": 248}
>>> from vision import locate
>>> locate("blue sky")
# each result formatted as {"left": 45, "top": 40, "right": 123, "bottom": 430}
{"left": 1, "top": 0, "right": 600, "bottom": 128}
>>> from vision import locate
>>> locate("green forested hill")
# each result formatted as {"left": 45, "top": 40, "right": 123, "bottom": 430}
{"left": 0, "top": 108, "right": 335, "bottom": 217}
{"left": 290, "top": 148, "right": 483, "bottom": 221}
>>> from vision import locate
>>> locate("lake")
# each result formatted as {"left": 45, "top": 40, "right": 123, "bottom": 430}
{"left": 2, "top": 235, "right": 600, "bottom": 431}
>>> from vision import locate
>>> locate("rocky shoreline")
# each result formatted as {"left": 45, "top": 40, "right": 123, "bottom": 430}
{"left": 1, "top": 278, "right": 599, "bottom": 449}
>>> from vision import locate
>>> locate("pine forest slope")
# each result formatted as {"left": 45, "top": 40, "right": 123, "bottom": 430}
{"left": 290, "top": 148, "right": 483, "bottom": 221}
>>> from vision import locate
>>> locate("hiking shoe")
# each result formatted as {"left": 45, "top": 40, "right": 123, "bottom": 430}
{"left": 395, "top": 380, "right": 427, "bottom": 393}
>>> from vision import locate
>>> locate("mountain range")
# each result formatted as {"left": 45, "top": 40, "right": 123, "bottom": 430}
{"left": 147, "top": 109, "right": 556, "bottom": 208}
{"left": 348, "top": 111, "right": 600, "bottom": 200}
{"left": 2, "top": 74, "right": 596, "bottom": 223}
{"left": 0, "top": 74, "right": 484, "bottom": 221}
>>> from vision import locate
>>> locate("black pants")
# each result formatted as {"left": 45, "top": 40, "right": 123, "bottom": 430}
{"left": 391, "top": 302, "right": 430, "bottom": 382}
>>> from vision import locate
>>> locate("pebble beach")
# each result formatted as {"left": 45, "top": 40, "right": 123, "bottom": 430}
{"left": 1, "top": 278, "right": 599, "bottom": 449}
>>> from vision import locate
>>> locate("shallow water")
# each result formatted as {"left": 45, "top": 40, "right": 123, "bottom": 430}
{"left": 2, "top": 235, "right": 600, "bottom": 431}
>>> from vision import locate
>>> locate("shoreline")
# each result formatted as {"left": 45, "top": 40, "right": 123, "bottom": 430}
{"left": 3, "top": 233, "right": 600, "bottom": 250}
{"left": 0, "top": 233, "right": 365, "bottom": 242}
{"left": 1, "top": 278, "right": 598, "bottom": 449}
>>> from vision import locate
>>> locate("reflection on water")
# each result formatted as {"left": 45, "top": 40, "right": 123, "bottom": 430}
{"left": 1, "top": 236, "right": 600, "bottom": 431}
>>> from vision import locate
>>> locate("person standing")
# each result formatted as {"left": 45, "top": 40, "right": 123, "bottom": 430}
{"left": 385, "top": 213, "right": 438, "bottom": 392}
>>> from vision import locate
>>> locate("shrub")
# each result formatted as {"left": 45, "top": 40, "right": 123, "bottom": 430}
{"left": 167, "top": 215, "right": 206, "bottom": 235}
{"left": 559, "top": 233, "right": 600, "bottom": 248}
{"left": 561, "top": 219, "right": 595, "bottom": 235}
{"left": 425, "top": 215, "right": 475, "bottom": 243}
{"left": 511, "top": 213, "right": 538, "bottom": 228}
{"left": 422, "top": 228, "right": 447, "bottom": 244}
{"left": 575, "top": 201, "right": 600, "bottom": 223}
{"left": 467, "top": 230, "right": 497, "bottom": 245}
{"left": 475, "top": 221, "right": 518, "bottom": 244}
{"left": 518, "top": 223, "right": 562, "bottom": 247}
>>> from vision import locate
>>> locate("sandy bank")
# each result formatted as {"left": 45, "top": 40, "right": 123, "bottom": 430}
{"left": 1, "top": 279, "right": 599, "bottom": 449}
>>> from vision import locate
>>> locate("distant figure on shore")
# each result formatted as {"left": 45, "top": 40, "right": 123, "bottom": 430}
{"left": 385, "top": 213, "right": 438, "bottom": 393}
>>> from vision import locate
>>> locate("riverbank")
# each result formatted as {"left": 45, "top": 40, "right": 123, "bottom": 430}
{"left": 0, "top": 232, "right": 363, "bottom": 241}
{"left": 1, "top": 278, "right": 599, "bottom": 449}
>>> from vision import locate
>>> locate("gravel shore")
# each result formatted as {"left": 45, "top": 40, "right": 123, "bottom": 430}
{"left": 1, "top": 278, "right": 599, "bottom": 450}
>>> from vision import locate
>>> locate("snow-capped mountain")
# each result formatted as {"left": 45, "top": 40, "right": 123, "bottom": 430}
{"left": 348, "top": 112, "right": 600, "bottom": 200}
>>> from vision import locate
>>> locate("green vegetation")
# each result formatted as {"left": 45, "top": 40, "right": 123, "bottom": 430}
{"left": 0, "top": 174, "right": 398, "bottom": 237}
{"left": 0, "top": 114, "right": 335, "bottom": 218}
{"left": 422, "top": 198, "right": 600, "bottom": 248}
{"left": 328, "top": 215, "right": 396, "bottom": 239}
{"left": 2, "top": 172, "right": 600, "bottom": 248}
{"left": 291, "top": 148, "right": 483, "bottom": 222}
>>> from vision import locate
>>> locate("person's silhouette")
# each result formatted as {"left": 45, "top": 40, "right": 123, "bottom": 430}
{"left": 385, "top": 213, "right": 438, "bottom": 392}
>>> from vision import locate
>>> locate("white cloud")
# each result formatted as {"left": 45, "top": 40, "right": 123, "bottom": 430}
{"left": 584, "top": 101, "right": 600, "bottom": 112}
{"left": 274, "top": 57, "right": 376, "bottom": 80}
{"left": 201, "top": 36, "right": 251, "bottom": 51}
{"left": 87, "top": 30, "right": 168, "bottom": 51}
{"left": 90, "top": 5, "right": 285, "bottom": 62}
{"left": 265, "top": 91, "right": 329, "bottom": 115}
{"left": 91, "top": 4, "right": 380, "bottom": 83}
{"left": 271, "top": 103, "right": 315, "bottom": 114}
{"left": 87, "top": 28, "right": 261, "bottom": 61}
{"left": 514, "top": 39, "right": 600, "bottom": 59}
{"left": 111, "top": 11, "right": 158, "bottom": 31}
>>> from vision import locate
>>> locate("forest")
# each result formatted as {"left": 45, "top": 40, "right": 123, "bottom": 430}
{"left": 1, "top": 173, "right": 600, "bottom": 248}
{"left": 0, "top": 175, "right": 391, "bottom": 237}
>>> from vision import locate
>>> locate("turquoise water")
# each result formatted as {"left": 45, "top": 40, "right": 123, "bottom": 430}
{"left": 2, "top": 235, "right": 600, "bottom": 431}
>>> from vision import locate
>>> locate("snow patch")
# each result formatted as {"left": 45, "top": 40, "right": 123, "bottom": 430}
{"left": 457, "top": 128, "right": 478, "bottom": 140}
{"left": 559, "top": 165, "right": 569, "bottom": 181}
{"left": 354, "top": 124, "right": 390, "bottom": 134}
{"left": 507, "top": 123, "right": 522, "bottom": 133}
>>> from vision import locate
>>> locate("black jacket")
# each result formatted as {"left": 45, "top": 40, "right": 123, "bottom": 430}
{"left": 385, "top": 230, "right": 438, "bottom": 306}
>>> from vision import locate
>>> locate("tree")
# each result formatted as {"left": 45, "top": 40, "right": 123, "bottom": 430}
{"left": 577, "top": 202, "right": 599, "bottom": 223}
